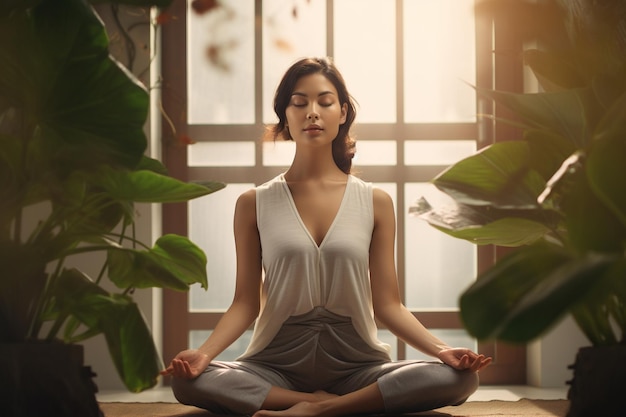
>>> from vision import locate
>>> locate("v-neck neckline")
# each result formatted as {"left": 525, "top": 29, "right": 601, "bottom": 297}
{"left": 280, "top": 174, "right": 351, "bottom": 249}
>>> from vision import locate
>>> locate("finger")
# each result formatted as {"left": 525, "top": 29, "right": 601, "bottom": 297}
{"left": 159, "top": 366, "right": 173, "bottom": 376}
{"left": 472, "top": 355, "right": 489, "bottom": 372}
{"left": 469, "top": 355, "right": 484, "bottom": 372}
{"left": 182, "top": 360, "right": 194, "bottom": 377}
{"left": 477, "top": 356, "right": 493, "bottom": 372}
{"left": 458, "top": 354, "right": 470, "bottom": 369}
{"left": 172, "top": 359, "right": 186, "bottom": 377}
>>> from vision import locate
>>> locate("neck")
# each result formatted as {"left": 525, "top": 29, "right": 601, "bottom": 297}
{"left": 285, "top": 149, "right": 347, "bottom": 182}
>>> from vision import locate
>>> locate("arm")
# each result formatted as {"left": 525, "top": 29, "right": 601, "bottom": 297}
{"left": 161, "top": 189, "right": 263, "bottom": 378}
{"left": 369, "top": 188, "right": 491, "bottom": 371}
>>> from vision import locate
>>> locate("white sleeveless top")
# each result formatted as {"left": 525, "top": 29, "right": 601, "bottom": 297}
{"left": 238, "top": 174, "right": 391, "bottom": 359}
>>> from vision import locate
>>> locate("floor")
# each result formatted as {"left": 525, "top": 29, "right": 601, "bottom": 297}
{"left": 96, "top": 385, "right": 569, "bottom": 403}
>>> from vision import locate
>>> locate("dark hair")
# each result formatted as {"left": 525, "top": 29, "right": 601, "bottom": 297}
{"left": 264, "top": 57, "right": 357, "bottom": 174}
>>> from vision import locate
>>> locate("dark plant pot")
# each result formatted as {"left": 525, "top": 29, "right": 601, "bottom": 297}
{"left": 0, "top": 341, "right": 103, "bottom": 417}
{"left": 566, "top": 345, "right": 626, "bottom": 417}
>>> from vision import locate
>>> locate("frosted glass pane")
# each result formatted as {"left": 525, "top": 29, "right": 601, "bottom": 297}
{"left": 404, "top": 183, "right": 476, "bottom": 309}
{"left": 190, "top": 330, "right": 252, "bottom": 360}
{"left": 404, "top": 140, "right": 475, "bottom": 166}
{"left": 354, "top": 141, "right": 397, "bottom": 166}
{"left": 403, "top": 0, "right": 476, "bottom": 123}
{"left": 263, "top": 140, "right": 296, "bottom": 166}
{"left": 187, "top": 0, "right": 255, "bottom": 124}
{"left": 188, "top": 141, "right": 255, "bottom": 167}
{"left": 189, "top": 183, "right": 254, "bottom": 311}
{"left": 406, "top": 329, "right": 476, "bottom": 361}
{"left": 334, "top": 0, "right": 396, "bottom": 123}
{"left": 262, "top": 0, "right": 327, "bottom": 124}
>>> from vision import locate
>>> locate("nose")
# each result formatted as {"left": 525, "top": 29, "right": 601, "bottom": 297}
{"left": 307, "top": 104, "right": 319, "bottom": 120}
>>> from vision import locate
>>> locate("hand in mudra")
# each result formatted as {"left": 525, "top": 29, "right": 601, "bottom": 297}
{"left": 438, "top": 348, "right": 492, "bottom": 372}
{"left": 160, "top": 349, "right": 211, "bottom": 379}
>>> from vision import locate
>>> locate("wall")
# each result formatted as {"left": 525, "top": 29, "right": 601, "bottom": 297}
{"left": 527, "top": 317, "right": 590, "bottom": 388}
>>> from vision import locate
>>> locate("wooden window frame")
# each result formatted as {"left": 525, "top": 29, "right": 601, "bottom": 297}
{"left": 161, "top": 0, "right": 527, "bottom": 385}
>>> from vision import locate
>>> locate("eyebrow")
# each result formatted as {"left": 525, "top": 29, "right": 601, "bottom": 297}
{"left": 291, "top": 91, "right": 336, "bottom": 98}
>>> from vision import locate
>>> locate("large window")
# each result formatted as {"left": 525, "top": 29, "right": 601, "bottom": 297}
{"left": 162, "top": 0, "right": 526, "bottom": 383}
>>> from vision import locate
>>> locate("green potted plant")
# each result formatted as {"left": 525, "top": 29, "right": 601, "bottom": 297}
{"left": 412, "top": 1, "right": 625, "bottom": 416}
{"left": 0, "top": 0, "right": 224, "bottom": 415}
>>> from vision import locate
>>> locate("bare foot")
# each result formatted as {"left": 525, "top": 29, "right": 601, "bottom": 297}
{"left": 253, "top": 401, "right": 325, "bottom": 417}
{"left": 311, "top": 390, "right": 338, "bottom": 402}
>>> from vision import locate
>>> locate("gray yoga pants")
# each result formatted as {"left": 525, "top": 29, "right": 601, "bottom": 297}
{"left": 172, "top": 307, "right": 479, "bottom": 415}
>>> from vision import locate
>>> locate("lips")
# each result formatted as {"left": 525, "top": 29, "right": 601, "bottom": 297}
{"left": 304, "top": 124, "right": 322, "bottom": 132}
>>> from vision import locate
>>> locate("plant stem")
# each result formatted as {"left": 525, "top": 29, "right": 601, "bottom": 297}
{"left": 12, "top": 110, "right": 32, "bottom": 246}
{"left": 46, "top": 312, "right": 68, "bottom": 342}
{"left": 28, "top": 258, "right": 65, "bottom": 339}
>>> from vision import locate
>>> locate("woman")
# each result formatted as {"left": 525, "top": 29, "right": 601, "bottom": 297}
{"left": 161, "top": 57, "right": 492, "bottom": 417}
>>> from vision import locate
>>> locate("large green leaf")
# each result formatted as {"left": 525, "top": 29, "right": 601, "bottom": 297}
{"left": 571, "top": 258, "right": 626, "bottom": 346}
{"left": 432, "top": 141, "right": 546, "bottom": 208}
{"left": 435, "top": 217, "right": 551, "bottom": 247}
{"left": 107, "top": 234, "right": 208, "bottom": 291}
{"left": 586, "top": 89, "right": 626, "bottom": 228}
{"left": 460, "top": 242, "right": 571, "bottom": 340}
{"left": 592, "top": 72, "right": 626, "bottom": 112}
{"left": 52, "top": 269, "right": 108, "bottom": 330}
{"left": 524, "top": 129, "right": 577, "bottom": 182}
{"left": 0, "top": 0, "right": 148, "bottom": 171}
{"left": 54, "top": 269, "right": 161, "bottom": 392}
{"left": 587, "top": 127, "right": 626, "bottom": 229}
{"left": 412, "top": 197, "right": 556, "bottom": 247}
{"left": 98, "top": 295, "right": 163, "bottom": 392}
{"left": 137, "top": 156, "right": 170, "bottom": 176}
{"left": 554, "top": 155, "right": 626, "bottom": 253}
{"left": 47, "top": 171, "right": 128, "bottom": 237}
{"left": 477, "top": 87, "right": 591, "bottom": 148}
{"left": 93, "top": 166, "right": 225, "bottom": 203}
{"left": 593, "top": 85, "right": 626, "bottom": 142}
{"left": 523, "top": 49, "right": 584, "bottom": 91}
{"left": 460, "top": 242, "right": 615, "bottom": 343}
{"left": 493, "top": 254, "right": 616, "bottom": 343}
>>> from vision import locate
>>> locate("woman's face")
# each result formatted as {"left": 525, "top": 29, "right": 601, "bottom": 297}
{"left": 285, "top": 73, "right": 347, "bottom": 146}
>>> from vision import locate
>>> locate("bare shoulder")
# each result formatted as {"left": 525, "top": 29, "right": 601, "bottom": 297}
{"left": 235, "top": 188, "right": 257, "bottom": 222}
{"left": 372, "top": 187, "right": 394, "bottom": 210}
{"left": 372, "top": 187, "right": 395, "bottom": 223}
{"left": 237, "top": 188, "right": 256, "bottom": 206}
